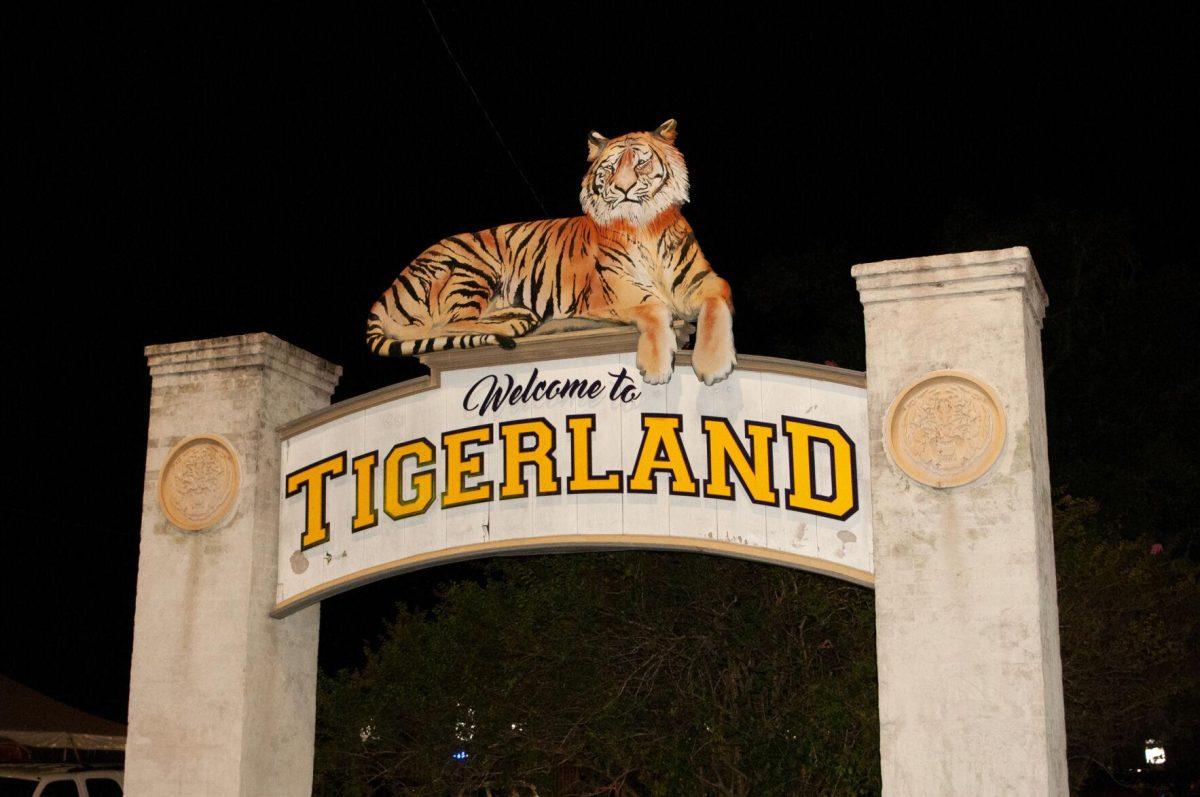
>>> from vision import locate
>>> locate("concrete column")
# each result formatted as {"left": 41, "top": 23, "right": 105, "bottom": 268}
{"left": 853, "top": 248, "right": 1067, "bottom": 795}
{"left": 126, "top": 334, "right": 341, "bottom": 796}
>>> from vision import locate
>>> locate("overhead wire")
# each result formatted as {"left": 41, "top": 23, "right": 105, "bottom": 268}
{"left": 420, "top": 0, "right": 549, "bottom": 216}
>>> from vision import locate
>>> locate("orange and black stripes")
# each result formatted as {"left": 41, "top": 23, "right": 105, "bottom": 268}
{"left": 367, "top": 127, "right": 724, "bottom": 360}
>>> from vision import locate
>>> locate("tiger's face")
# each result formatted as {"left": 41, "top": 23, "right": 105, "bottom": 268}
{"left": 580, "top": 119, "right": 690, "bottom": 227}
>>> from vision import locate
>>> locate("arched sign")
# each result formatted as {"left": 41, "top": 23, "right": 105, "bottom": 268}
{"left": 273, "top": 330, "right": 873, "bottom": 616}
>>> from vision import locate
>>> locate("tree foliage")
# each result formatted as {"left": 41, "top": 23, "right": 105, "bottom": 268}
{"left": 315, "top": 553, "right": 879, "bottom": 796}
{"left": 1054, "top": 496, "right": 1200, "bottom": 791}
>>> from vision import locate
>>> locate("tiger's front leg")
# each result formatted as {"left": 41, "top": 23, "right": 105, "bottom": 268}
{"left": 690, "top": 277, "right": 737, "bottom": 385}
{"left": 619, "top": 302, "right": 676, "bottom": 385}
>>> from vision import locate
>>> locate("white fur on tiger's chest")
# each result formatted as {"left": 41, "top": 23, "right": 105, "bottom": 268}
{"left": 623, "top": 231, "right": 684, "bottom": 295}
{"left": 589, "top": 234, "right": 667, "bottom": 303}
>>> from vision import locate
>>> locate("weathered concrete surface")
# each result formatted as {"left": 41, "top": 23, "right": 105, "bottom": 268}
{"left": 125, "top": 334, "right": 340, "bottom": 796}
{"left": 853, "top": 248, "right": 1068, "bottom": 795}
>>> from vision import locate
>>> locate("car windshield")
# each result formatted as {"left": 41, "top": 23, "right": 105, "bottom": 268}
{"left": 0, "top": 776, "right": 37, "bottom": 797}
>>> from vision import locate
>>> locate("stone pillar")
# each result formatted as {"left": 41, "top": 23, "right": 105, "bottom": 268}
{"left": 126, "top": 334, "right": 341, "bottom": 796}
{"left": 852, "top": 248, "right": 1067, "bottom": 795}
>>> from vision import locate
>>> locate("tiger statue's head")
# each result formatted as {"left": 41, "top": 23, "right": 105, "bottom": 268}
{"left": 580, "top": 119, "right": 690, "bottom": 228}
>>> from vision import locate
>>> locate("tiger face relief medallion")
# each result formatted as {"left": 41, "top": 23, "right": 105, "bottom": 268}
{"left": 884, "top": 371, "right": 1006, "bottom": 488}
{"left": 158, "top": 434, "right": 241, "bottom": 531}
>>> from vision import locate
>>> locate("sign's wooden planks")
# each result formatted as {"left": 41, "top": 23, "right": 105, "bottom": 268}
{"left": 275, "top": 356, "right": 874, "bottom": 616}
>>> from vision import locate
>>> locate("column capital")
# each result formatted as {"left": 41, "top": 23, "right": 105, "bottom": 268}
{"left": 852, "top": 246, "right": 1048, "bottom": 326}
{"left": 145, "top": 332, "right": 342, "bottom": 394}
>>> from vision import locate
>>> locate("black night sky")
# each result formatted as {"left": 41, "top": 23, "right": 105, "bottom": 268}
{"left": 7, "top": 3, "right": 1198, "bottom": 729}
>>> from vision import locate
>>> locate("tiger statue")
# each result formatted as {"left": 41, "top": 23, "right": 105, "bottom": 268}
{"left": 366, "top": 119, "right": 736, "bottom": 385}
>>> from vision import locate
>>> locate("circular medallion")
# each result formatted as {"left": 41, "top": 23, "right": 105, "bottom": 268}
{"left": 158, "top": 434, "right": 240, "bottom": 530}
{"left": 884, "top": 370, "right": 1006, "bottom": 488}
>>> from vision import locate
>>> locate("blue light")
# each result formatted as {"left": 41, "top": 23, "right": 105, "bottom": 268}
{"left": 452, "top": 750, "right": 468, "bottom": 761}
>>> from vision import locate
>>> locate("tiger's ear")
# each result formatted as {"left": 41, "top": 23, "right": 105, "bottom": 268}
{"left": 653, "top": 119, "right": 678, "bottom": 144}
{"left": 587, "top": 131, "right": 609, "bottom": 162}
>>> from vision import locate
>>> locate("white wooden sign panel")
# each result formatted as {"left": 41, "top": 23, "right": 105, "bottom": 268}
{"left": 274, "top": 353, "right": 873, "bottom": 616}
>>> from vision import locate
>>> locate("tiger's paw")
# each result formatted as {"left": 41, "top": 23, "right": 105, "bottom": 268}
{"left": 639, "top": 363, "right": 674, "bottom": 385}
{"left": 691, "top": 337, "right": 737, "bottom": 386}
{"left": 637, "top": 342, "right": 676, "bottom": 385}
{"left": 638, "top": 351, "right": 675, "bottom": 385}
